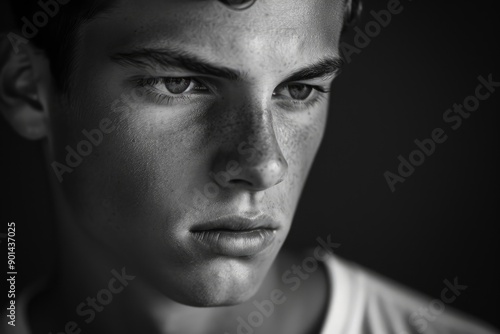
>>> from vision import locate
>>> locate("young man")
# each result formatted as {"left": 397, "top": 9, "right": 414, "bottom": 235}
{"left": 0, "top": 0, "right": 498, "bottom": 333}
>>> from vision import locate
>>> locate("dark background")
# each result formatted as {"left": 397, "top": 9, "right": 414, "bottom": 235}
{"left": 1, "top": 0, "right": 499, "bottom": 329}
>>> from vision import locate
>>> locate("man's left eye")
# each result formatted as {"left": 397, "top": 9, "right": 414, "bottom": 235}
{"left": 273, "top": 84, "right": 315, "bottom": 101}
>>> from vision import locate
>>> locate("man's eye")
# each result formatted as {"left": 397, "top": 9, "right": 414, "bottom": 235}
{"left": 164, "top": 78, "right": 196, "bottom": 94}
{"left": 273, "top": 84, "right": 315, "bottom": 101}
{"left": 287, "top": 84, "right": 313, "bottom": 100}
{"left": 138, "top": 77, "right": 209, "bottom": 95}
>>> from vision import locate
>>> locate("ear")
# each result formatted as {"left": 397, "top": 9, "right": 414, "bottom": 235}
{"left": 0, "top": 34, "right": 54, "bottom": 140}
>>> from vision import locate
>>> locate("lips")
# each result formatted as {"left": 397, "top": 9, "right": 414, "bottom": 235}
{"left": 190, "top": 215, "right": 279, "bottom": 257}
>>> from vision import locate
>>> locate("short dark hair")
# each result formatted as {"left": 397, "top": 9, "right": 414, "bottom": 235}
{"left": 8, "top": 0, "right": 119, "bottom": 93}
{"left": 8, "top": 0, "right": 361, "bottom": 93}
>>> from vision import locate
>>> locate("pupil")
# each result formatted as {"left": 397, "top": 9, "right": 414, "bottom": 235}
{"left": 165, "top": 78, "right": 191, "bottom": 94}
{"left": 288, "top": 84, "right": 312, "bottom": 100}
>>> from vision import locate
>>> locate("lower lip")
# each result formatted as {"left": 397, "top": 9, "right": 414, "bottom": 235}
{"left": 191, "top": 229, "right": 276, "bottom": 257}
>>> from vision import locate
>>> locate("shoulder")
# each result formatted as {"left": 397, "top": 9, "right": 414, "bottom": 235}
{"left": 320, "top": 254, "right": 499, "bottom": 334}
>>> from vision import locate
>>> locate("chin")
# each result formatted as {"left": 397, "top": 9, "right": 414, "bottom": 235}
{"left": 147, "top": 257, "right": 273, "bottom": 307}
{"left": 184, "top": 284, "right": 261, "bottom": 307}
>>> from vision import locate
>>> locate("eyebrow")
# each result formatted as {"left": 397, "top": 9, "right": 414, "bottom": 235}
{"left": 110, "top": 47, "right": 343, "bottom": 83}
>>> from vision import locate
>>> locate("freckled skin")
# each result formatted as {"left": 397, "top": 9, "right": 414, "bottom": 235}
{"left": 49, "top": 0, "right": 344, "bottom": 308}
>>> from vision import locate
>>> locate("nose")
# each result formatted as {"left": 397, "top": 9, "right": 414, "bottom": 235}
{"left": 210, "top": 107, "right": 288, "bottom": 192}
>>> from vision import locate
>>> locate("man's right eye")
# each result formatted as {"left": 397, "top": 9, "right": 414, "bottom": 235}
{"left": 163, "top": 78, "right": 209, "bottom": 94}
{"left": 137, "top": 77, "right": 209, "bottom": 96}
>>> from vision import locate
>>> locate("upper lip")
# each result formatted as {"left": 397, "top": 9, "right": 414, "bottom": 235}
{"left": 190, "top": 214, "right": 279, "bottom": 232}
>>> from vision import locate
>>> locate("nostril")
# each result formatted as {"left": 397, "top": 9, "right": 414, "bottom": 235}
{"left": 210, "top": 136, "right": 288, "bottom": 191}
{"left": 228, "top": 179, "right": 252, "bottom": 186}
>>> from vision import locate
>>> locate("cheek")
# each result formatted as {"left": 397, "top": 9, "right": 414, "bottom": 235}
{"left": 71, "top": 99, "right": 224, "bottom": 244}
{"left": 273, "top": 106, "right": 328, "bottom": 214}
{"left": 278, "top": 106, "right": 328, "bottom": 181}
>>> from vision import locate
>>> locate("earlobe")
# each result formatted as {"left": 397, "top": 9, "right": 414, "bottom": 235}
{"left": 0, "top": 36, "right": 51, "bottom": 141}
{"left": 5, "top": 100, "right": 47, "bottom": 140}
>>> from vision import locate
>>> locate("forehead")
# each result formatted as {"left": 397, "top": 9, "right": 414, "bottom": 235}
{"left": 80, "top": 0, "right": 344, "bottom": 67}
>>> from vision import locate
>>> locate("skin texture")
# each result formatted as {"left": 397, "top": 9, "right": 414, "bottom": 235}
{"left": 1, "top": 0, "right": 344, "bottom": 332}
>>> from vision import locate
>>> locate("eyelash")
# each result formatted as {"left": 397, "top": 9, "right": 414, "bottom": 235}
{"left": 135, "top": 77, "right": 206, "bottom": 105}
{"left": 275, "top": 85, "right": 330, "bottom": 110}
{"left": 134, "top": 77, "right": 330, "bottom": 109}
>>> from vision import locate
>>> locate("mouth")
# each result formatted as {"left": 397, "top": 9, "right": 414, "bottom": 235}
{"left": 190, "top": 215, "right": 279, "bottom": 257}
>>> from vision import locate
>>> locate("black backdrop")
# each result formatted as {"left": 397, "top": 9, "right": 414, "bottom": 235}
{"left": 1, "top": 0, "right": 499, "bottom": 329}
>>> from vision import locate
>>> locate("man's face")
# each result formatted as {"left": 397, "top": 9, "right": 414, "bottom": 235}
{"left": 51, "top": 0, "right": 344, "bottom": 306}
